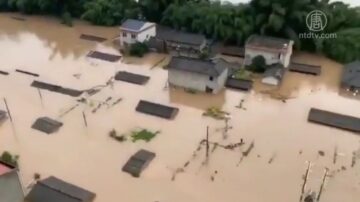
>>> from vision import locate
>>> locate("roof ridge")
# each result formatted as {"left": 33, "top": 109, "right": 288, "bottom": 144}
{"left": 39, "top": 180, "right": 83, "bottom": 201}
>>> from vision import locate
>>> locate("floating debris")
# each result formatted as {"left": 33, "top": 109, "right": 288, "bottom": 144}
{"left": 203, "top": 107, "right": 230, "bottom": 120}
{"left": 318, "top": 150, "right": 325, "bottom": 157}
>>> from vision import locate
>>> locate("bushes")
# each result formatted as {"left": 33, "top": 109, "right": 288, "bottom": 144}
{"left": 61, "top": 11, "right": 73, "bottom": 27}
{"left": 0, "top": 151, "right": 19, "bottom": 167}
{"left": 247, "top": 55, "right": 267, "bottom": 73}
{"left": 129, "top": 42, "right": 149, "bottom": 57}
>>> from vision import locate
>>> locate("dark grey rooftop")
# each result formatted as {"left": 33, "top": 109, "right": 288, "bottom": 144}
{"left": 167, "top": 56, "right": 226, "bottom": 77}
{"left": 0, "top": 169, "right": 24, "bottom": 202}
{"left": 342, "top": 61, "right": 360, "bottom": 88}
{"left": 225, "top": 78, "right": 253, "bottom": 91}
{"left": 31, "top": 117, "right": 63, "bottom": 134}
{"left": 156, "top": 26, "right": 206, "bottom": 46}
{"left": 246, "top": 35, "right": 291, "bottom": 51}
{"left": 120, "top": 19, "right": 153, "bottom": 32}
{"left": 136, "top": 100, "right": 179, "bottom": 120}
{"left": 122, "top": 149, "right": 156, "bottom": 177}
{"left": 308, "top": 108, "right": 360, "bottom": 133}
{"left": 26, "top": 176, "right": 96, "bottom": 202}
{"left": 289, "top": 62, "right": 321, "bottom": 76}
{"left": 115, "top": 71, "right": 150, "bottom": 85}
{"left": 263, "top": 64, "right": 285, "bottom": 80}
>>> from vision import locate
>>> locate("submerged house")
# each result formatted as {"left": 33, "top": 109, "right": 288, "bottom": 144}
{"left": 167, "top": 56, "right": 229, "bottom": 94}
{"left": 119, "top": 19, "right": 156, "bottom": 48}
{"left": 245, "top": 35, "right": 294, "bottom": 68}
{"left": 0, "top": 161, "right": 24, "bottom": 202}
{"left": 26, "top": 176, "right": 96, "bottom": 202}
{"left": 262, "top": 64, "right": 285, "bottom": 86}
{"left": 341, "top": 61, "right": 360, "bottom": 92}
{"left": 148, "top": 26, "right": 207, "bottom": 54}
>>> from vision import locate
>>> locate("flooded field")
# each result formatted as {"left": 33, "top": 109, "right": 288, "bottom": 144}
{"left": 1, "top": 13, "right": 360, "bottom": 202}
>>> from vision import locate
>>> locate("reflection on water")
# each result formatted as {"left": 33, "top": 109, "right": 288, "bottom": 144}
{"left": 0, "top": 13, "right": 118, "bottom": 60}
{"left": 0, "top": 13, "right": 360, "bottom": 202}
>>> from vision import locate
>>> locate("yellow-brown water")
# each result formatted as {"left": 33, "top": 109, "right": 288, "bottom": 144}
{"left": 0, "top": 13, "right": 359, "bottom": 202}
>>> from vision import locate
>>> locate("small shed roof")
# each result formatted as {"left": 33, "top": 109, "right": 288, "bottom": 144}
{"left": 167, "top": 56, "right": 226, "bottom": 77}
{"left": 115, "top": 71, "right": 150, "bottom": 85}
{"left": 31, "top": 80, "right": 83, "bottom": 97}
{"left": 31, "top": 117, "right": 63, "bottom": 134}
{"left": 80, "top": 34, "right": 107, "bottom": 42}
{"left": 246, "top": 35, "right": 292, "bottom": 52}
{"left": 136, "top": 100, "right": 179, "bottom": 119}
{"left": 342, "top": 61, "right": 360, "bottom": 88}
{"left": 156, "top": 26, "right": 206, "bottom": 46}
{"left": 26, "top": 176, "right": 96, "bottom": 202}
{"left": 87, "top": 51, "right": 121, "bottom": 62}
{"left": 225, "top": 78, "right": 253, "bottom": 91}
{"left": 308, "top": 108, "right": 360, "bottom": 133}
{"left": 120, "top": 19, "right": 155, "bottom": 32}
{"left": 122, "top": 149, "right": 156, "bottom": 177}
{"left": 289, "top": 62, "right": 321, "bottom": 75}
{"left": 220, "top": 45, "right": 245, "bottom": 57}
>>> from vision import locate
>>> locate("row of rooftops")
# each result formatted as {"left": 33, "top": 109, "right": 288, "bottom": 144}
{"left": 120, "top": 19, "right": 293, "bottom": 51}
{"left": 0, "top": 160, "right": 96, "bottom": 202}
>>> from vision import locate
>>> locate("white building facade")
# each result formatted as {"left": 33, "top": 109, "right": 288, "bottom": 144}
{"left": 119, "top": 19, "right": 156, "bottom": 48}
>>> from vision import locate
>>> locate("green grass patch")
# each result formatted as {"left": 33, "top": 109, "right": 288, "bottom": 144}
{"left": 233, "top": 68, "right": 252, "bottom": 80}
{"left": 0, "top": 151, "right": 19, "bottom": 167}
{"left": 131, "top": 129, "right": 160, "bottom": 142}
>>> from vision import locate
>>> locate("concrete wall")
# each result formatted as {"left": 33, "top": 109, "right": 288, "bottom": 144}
{"left": 244, "top": 42, "right": 293, "bottom": 68}
{"left": 119, "top": 26, "right": 156, "bottom": 47}
{"left": 168, "top": 68, "right": 228, "bottom": 94}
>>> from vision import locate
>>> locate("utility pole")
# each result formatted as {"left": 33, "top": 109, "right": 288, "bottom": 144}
{"left": 206, "top": 126, "right": 209, "bottom": 158}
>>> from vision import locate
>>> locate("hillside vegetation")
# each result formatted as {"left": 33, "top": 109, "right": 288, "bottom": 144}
{"left": 0, "top": 0, "right": 359, "bottom": 63}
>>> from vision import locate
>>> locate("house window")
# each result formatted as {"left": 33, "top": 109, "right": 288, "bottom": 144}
{"left": 131, "top": 34, "right": 136, "bottom": 39}
{"left": 122, "top": 32, "right": 127, "bottom": 37}
{"left": 209, "top": 76, "right": 214, "bottom": 81}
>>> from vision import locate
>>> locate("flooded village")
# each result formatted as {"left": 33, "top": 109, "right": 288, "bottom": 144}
{"left": 1, "top": 13, "right": 360, "bottom": 202}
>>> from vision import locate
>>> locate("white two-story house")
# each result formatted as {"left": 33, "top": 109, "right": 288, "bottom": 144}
{"left": 244, "top": 35, "right": 294, "bottom": 68}
{"left": 119, "top": 19, "right": 156, "bottom": 49}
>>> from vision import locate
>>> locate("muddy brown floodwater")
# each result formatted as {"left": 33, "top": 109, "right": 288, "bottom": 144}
{"left": 1, "top": 13, "right": 360, "bottom": 202}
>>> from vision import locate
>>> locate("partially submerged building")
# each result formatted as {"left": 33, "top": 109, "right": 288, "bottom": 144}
{"left": 0, "top": 161, "right": 24, "bottom": 202}
{"left": 167, "top": 56, "right": 229, "bottom": 94}
{"left": 119, "top": 19, "right": 156, "bottom": 48}
{"left": 244, "top": 35, "right": 294, "bottom": 68}
{"left": 148, "top": 26, "right": 207, "bottom": 54}
{"left": 262, "top": 64, "right": 285, "bottom": 86}
{"left": 341, "top": 61, "right": 360, "bottom": 92}
{"left": 122, "top": 149, "right": 156, "bottom": 177}
{"left": 26, "top": 176, "right": 96, "bottom": 202}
